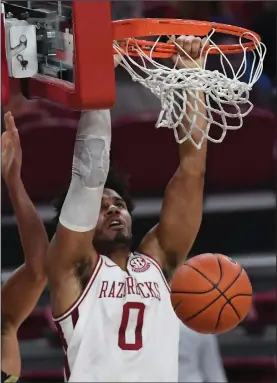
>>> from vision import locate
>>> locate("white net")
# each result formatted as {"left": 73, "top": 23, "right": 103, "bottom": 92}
{"left": 113, "top": 29, "right": 266, "bottom": 149}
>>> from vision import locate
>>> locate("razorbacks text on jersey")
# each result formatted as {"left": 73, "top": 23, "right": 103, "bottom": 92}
{"left": 53, "top": 253, "right": 180, "bottom": 382}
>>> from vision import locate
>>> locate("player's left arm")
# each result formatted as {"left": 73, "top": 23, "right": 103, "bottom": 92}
{"left": 1, "top": 112, "right": 48, "bottom": 331}
{"left": 138, "top": 36, "right": 207, "bottom": 273}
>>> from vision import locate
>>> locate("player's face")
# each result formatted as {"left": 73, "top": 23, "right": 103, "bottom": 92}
{"left": 93, "top": 188, "right": 132, "bottom": 255}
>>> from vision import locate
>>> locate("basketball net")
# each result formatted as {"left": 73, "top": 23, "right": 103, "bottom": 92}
{"left": 113, "top": 30, "right": 266, "bottom": 149}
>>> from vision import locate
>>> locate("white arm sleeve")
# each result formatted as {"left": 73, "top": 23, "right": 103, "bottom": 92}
{"left": 59, "top": 110, "right": 111, "bottom": 232}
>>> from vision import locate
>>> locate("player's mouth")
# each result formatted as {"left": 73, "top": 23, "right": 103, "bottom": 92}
{"left": 107, "top": 219, "right": 125, "bottom": 230}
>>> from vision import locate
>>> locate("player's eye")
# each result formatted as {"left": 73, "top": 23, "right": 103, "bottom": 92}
{"left": 116, "top": 203, "right": 124, "bottom": 208}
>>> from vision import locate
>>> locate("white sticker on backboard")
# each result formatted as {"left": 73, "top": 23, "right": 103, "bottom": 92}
{"left": 7, "top": 23, "right": 38, "bottom": 78}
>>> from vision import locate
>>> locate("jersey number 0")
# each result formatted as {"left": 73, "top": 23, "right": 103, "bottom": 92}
{"left": 118, "top": 302, "right": 145, "bottom": 350}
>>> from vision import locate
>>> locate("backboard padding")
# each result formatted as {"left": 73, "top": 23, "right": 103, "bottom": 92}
{"left": 72, "top": 2, "right": 116, "bottom": 109}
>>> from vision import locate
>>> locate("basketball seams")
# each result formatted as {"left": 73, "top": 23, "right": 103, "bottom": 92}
{"left": 174, "top": 256, "right": 244, "bottom": 323}
{"left": 171, "top": 262, "right": 219, "bottom": 295}
{"left": 172, "top": 300, "right": 182, "bottom": 312}
{"left": 180, "top": 262, "right": 221, "bottom": 289}
{"left": 181, "top": 292, "right": 223, "bottom": 322}
{"left": 171, "top": 263, "right": 219, "bottom": 305}
{"left": 215, "top": 256, "right": 243, "bottom": 323}
{"left": 171, "top": 289, "right": 215, "bottom": 294}
{"left": 214, "top": 293, "right": 253, "bottom": 331}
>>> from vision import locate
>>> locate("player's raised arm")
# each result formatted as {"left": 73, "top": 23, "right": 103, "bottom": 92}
{"left": 45, "top": 109, "right": 112, "bottom": 317}
{"left": 139, "top": 36, "right": 207, "bottom": 272}
{"left": 1, "top": 112, "right": 48, "bottom": 331}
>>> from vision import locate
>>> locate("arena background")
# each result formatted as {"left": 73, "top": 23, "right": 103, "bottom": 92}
{"left": 1, "top": 1, "right": 276, "bottom": 382}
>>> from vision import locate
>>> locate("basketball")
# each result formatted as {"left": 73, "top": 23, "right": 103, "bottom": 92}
{"left": 171, "top": 253, "right": 253, "bottom": 334}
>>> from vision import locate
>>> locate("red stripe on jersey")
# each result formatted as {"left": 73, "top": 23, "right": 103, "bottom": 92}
{"left": 53, "top": 254, "right": 103, "bottom": 322}
{"left": 71, "top": 306, "right": 79, "bottom": 328}
{"left": 55, "top": 321, "right": 71, "bottom": 381}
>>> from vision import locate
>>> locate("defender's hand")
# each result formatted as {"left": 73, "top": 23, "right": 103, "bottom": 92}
{"left": 170, "top": 35, "right": 205, "bottom": 69}
{"left": 1, "top": 112, "right": 22, "bottom": 185}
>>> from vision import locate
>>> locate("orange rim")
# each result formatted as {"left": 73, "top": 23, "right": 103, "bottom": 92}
{"left": 112, "top": 18, "right": 262, "bottom": 58}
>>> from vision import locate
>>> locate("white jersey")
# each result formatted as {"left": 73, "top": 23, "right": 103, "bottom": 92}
{"left": 53, "top": 253, "right": 179, "bottom": 382}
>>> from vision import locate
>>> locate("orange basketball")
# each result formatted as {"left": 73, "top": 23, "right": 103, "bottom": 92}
{"left": 171, "top": 253, "right": 252, "bottom": 334}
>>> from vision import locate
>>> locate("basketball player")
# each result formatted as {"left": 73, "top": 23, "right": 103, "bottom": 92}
{"left": 46, "top": 35, "right": 207, "bottom": 382}
{"left": 1, "top": 112, "right": 48, "bottom": 382}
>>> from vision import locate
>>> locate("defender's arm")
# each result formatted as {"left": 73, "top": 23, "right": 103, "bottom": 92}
{"left": 2, "top": 113, "right": 48, "bottom": 330}
{"left": 139, "top": 36, "right": 207, "bottom": 272}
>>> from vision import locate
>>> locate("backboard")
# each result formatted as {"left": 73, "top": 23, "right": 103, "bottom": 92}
{"left": 2, "top": 1, "right": 116, "bottom": 110}
{"left": 1, "top": 4, "right": 10, "bottom": 106}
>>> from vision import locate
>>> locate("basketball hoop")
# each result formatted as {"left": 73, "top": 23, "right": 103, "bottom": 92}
{"left": 113, "top": 19, "right": 266, "bottom": 149}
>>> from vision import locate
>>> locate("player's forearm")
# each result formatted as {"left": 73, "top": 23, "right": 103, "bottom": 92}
{"left": 178, "top": 91, "right": 207, "bottom": 177}
{"left": 7, "top": 177, "right": 48, "bottom": 277}
{"left": 158, "top": 166, "right": 204, "bottom": 265}
{"left": 157, "top": 92, "right": 207, "bottom": 264}
{"left": 2, "top": 264, "right": 46, "bottom": 330}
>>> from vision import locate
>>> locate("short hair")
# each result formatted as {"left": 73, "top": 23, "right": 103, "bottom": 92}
{"left": 52, "top": 166, "right": 134, "bottom": 228}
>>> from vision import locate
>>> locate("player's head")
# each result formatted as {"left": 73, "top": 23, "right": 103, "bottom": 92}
{"left": 53, "top": 166, "right": 134, "bottom": 256}
{"left": 93, "top": 166, "right": 134, "bottom": 255}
